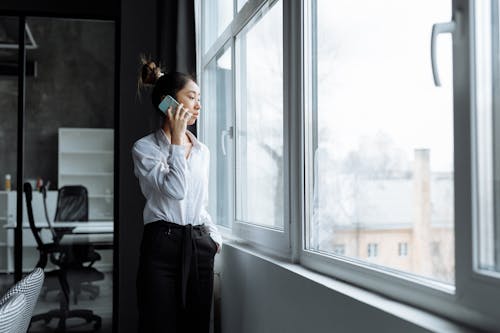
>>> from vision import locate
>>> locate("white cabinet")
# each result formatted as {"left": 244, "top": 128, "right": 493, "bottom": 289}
{"left": 0, "top": 191, "right": 56, "bottom": 272}
{"left": 58, "top": 128, "right": 114, "bottom": 220}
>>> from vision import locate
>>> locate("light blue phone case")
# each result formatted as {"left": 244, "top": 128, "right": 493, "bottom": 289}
{"left": 158, "top": 95, "right": 179, "bottom": 115}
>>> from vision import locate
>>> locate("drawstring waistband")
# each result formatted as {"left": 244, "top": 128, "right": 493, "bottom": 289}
{"left": 148, "top": 221, "right": 204, "bottom": 309}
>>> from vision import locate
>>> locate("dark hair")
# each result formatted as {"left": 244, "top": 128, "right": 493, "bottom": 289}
{"left": 137, "top": 55, "right": 196, "bottom": 115}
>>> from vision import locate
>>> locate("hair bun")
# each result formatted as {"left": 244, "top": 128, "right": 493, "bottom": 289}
{"left": 142, "top": 61, "right": 162, "bottom": 85}
{"left": 138, "top": 54, "right": 164, "bottom": 88}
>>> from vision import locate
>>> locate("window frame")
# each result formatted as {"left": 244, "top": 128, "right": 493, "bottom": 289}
{"left": 197, "top": 0, "right": 500, "bottom": 330}
{"left": 198, "top": 0, "right": 292, "bottom": 256}
{"left": 300, "top": 0, "right": 500, "bottom": 329}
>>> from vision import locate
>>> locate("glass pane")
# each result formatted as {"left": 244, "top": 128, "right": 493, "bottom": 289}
{"left": 476, "top": 0, "right": 500, "bottom": 274}
{"left": 238, "top": 0, "right": 249, "bottom": 11}
{"left": 203, "top": 0, "right": 234, "bottom": 52}
{"left": 235, "top": 0, "right": 283, "bottom": 229}
{"left": 203, "top": 47, "right": 233, "bottom": 228}
{"left": 24, "top": 17, "right": 115, "bottom": 332}
{"left": 0, "top": 15, "right": 19, "bottom": 291}
{"left": 308, "top": 0, "right": 454, "bottom": 284}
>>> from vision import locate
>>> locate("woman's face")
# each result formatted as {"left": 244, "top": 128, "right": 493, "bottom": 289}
{"left": 176, "top": 80, "right": 201, "bottom": 126}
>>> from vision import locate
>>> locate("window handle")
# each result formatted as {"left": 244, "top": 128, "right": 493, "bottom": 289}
{"left": 431, "top": 12, "right": 461, "bottom": 87}
{"left": 220, "top": 126, "right": 233, "bottom": 156}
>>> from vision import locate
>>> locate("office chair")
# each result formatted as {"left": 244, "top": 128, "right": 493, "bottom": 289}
{"left": 52, "top": 185, "right": 102, "bottom": 302}
{"left": 24, "top": 182, "right": 103, "bottom": 332}
{"left": 0, "top": 292, "right": 25, "bottom": 333}
{"left": 0, "top": 268, "right": 44, "bottom": 333}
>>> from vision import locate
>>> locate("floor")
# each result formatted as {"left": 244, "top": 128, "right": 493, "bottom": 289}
{"left": 1, "top": 271, "right": 113, "bottom": 333}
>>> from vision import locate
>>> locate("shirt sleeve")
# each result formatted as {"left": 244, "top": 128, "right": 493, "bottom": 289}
{"left": 132, "top": 140, "right": 188, "bottom": 200}
{"left": 199, "top": 149, "right": 222, "bottom": 249}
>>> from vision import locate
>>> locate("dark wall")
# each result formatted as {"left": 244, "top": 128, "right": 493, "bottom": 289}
{"left": 118, "top": 0, "right": 157, "bottom": 331}
{"left": 0, "top": 18, "right": 114, "bottom": 189}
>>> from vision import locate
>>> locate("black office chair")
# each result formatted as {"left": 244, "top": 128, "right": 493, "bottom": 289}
{"left": 24, "top": 182, "right": 103, "bottom": 332}
{"left": 52, "top": 186, "right": 101, "bottom": 302}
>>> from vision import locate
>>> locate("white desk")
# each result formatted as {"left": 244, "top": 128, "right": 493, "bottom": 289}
{"left": 0, "top": 191, "right": 114, "bottom": 272}
{"left": 3, "top": 221, "right": 113, "bottom": 233}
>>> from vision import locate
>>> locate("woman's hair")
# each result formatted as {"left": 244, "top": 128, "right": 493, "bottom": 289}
{"left": 137, "top": 54, "right": 196, "bottom": 115}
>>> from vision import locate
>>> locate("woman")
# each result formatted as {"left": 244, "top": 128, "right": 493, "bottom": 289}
{"left": 132, "top": 59, "right": 221, "bottom": 333}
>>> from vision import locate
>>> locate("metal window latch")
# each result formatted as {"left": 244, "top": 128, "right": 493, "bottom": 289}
{"left": 221, "top": 126, "right": 234, "bottom": 156}
{"left": 431, "top": 11, "right": 462, "bottom": 87}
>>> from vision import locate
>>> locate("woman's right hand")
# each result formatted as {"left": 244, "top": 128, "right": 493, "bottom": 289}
{"left": 167, "top": 103, "right": 190, "bottom": 145}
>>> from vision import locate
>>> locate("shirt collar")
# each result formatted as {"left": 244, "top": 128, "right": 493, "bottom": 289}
{"left": 156, "top": 128, "right": 200, "bottom": 150}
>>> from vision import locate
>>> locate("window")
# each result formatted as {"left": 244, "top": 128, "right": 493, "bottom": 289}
{"left": 199, "top": 0, "right": 500, "bottom": 330}
{"left": 367, "top": 243, "right": 378, "bottom": 258}
{"left": 333, "top": 244, "right": 345, "bottom": 255}
{"left": 203, "top": 0, "right": 233, "bottom": 53}
{"left": 398, "top": 242, "right": 408, "bottom": 257}
{"left": 199, "top": 0, "right": 289, "bottom": 252}
{"left": 306, "top": 0, "right": 454, "bottom": 284}
{"left": 202, "top": 46, "right": 233, "bottom": 229}
{"left": 235, "top": 0, "right": 284, "bottom": 229}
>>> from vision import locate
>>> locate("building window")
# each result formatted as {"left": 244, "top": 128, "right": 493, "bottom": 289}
{"left": 367, "top": 243, "right": 378, "bottom": 258}
{"left": 398, "top": 242, "right": 408, "bottom": 257}
{"left": 333, "top": 244, "right": 345, "bottom": 255}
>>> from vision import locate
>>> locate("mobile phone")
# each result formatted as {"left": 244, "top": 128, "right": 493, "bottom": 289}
{"left": 158, "top": 95, "right": 180, "bottom": 115}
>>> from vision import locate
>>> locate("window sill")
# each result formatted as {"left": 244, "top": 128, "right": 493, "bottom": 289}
{"left": 216, "top": 239, "right": 475, "bottom": 333}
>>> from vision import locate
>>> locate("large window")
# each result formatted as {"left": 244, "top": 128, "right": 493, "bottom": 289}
{"left": 203, "top": 46, "right": 233, "bottom": 229}
{"left": 198, "top": 0, "right": 500, "bottom": 330}
{"left": 306, "top": 0, "right": 454, "bottom": 285}
{"left": 235, "top": 0, "right": 284, "bottom": 229}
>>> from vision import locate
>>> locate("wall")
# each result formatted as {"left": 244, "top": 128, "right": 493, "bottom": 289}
{"left": 218, "top": 244, "right": 472, "bottom": 333}
{"left": 118, "top": 0, "right": 157, "bottom": 331}
{"left": 0, "top": 17, "right": 114, "bottom": 189}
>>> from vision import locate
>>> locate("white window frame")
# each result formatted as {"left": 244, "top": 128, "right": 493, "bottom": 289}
{"left": 300, "top": 0, "right": 500, "bottom": 330}
{"left": 197, "top": 0, "right": 500, "bottom": 330}
{"left": 197, "top": 0, "right": 292, "bottom": 257}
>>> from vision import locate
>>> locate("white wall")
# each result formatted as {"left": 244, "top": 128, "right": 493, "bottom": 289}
{"left": 217, "top": 244, "right": 471, "bottom": 333}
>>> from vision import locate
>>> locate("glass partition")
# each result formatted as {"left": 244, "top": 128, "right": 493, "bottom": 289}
{"left": 0, "top": 15, "right": 19, "bottom": 298}
{"left": 23, "top": 17, "right": 115, "bottom": 332}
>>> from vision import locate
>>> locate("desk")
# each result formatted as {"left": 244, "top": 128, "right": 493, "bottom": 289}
{"left": 2, "top": 222, "right": 114, "bottom": 272}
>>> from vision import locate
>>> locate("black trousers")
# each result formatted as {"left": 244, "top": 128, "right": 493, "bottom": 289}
{"left": 137, "top": 221, "right": 217, "bottom": 333}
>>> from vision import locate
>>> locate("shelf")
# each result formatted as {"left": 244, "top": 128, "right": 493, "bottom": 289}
{"left": 59, "top": 150, "right": 113, "bottom": 154}
{"left": 60, "top": 172, "right": 113, "bottom": 177}
{"left": 59, "top": 128, "right": 114, "bottom": 222}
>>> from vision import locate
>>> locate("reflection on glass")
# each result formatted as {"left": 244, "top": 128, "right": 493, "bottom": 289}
{"left": 0, "top": 15, "right": 19, "bottom": 295}
{"left": 236, "top": 0, "right": 283, "bottom": 229}
{"left": 23, "top": 17, "right": 115, "bottom": 332}
{"left": 203, "top": 0, "right": 234, "bottom": 52}
{"left": 203, "top": 47, "right": 233, "bottom": 228}
{"left": 309, "top": 0, "right": 455, "bottom": 284}
{"left": 476, "top": 0, "right": 500, "bottom": 274}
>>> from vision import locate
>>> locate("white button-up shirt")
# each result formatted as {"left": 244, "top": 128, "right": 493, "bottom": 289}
{"left": 132, "top": 129, "right": 222, "bottom": 246}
